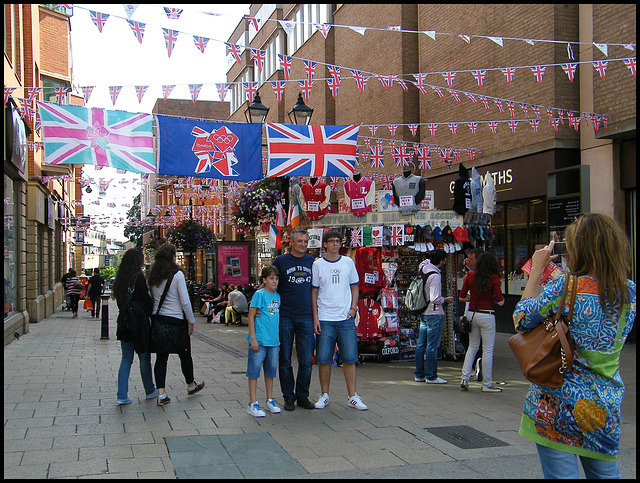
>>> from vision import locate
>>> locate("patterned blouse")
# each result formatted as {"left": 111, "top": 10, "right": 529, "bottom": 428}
{"left": 513, "top": 274, "right": 636, "bottom": 461}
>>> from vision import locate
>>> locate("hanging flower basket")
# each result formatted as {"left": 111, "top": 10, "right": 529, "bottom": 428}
{"left": 230, "top": 178, "right": 284, "bottom": 234}
{"left": 166, "top": 220, "right": 216, "bottom": 251}
{"left": 142, "top": 235, "right": 167, "bottom": 261}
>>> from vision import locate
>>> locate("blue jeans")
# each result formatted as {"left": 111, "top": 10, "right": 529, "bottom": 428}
{"left": 414, "top": 314, "right": 444, "bottom": 381}
{"left": 536, "top": 444, "right": 620, "bottom": 479}
{"left": 278, "top": 315, "right": 315, "bottom": 401}
{"left": 246, "top": 344, "right": 279, "bottom": 379}
{"left": 316, "top": 318, "right": 359, "bottom": 365}
{"left": 117, "top": 339, "right": 156, "bottom": 400}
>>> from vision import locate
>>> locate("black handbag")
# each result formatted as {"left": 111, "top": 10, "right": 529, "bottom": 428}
{"left": 149, "top": 273, "right": 190, "bottom": 354}
{"left": 454, "top": 299, "right": 478, "bottom": 335}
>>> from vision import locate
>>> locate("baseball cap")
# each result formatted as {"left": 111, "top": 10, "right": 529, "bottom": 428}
{"left": 423, "top": 224, "right": 433, "bottom": 240}
{"left": 442, "top": 224, "right": 455, "bottom": 243}
{"left": 432, "top": 226, "right": 444, "bottom": 241}
{"left": 453, "top": 226, "right": 469, "bottom": 242}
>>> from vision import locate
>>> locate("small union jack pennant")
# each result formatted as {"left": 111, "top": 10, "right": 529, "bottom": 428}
{"left": 376, "top": 75, "right": 395, "bottom": 89}
{"left": 427, "top": 123, "right": 438, "bottom": 137}
{"left": 270, "top": 81, "right": 286, "bottom": 103}
{"left": 467, "top": 122, "right": 478, "bottom": 136}
{"left": 519, "top": 103, "right": 529, "bottom": 119}
{"left": 501, "top": 67, "right": 516, "bottom": 85}
{"left": 458, "top": 34, "right": 471, "bottom": 44}
{"left": 431, "top": 86, "right": 444, "bottom": 99}
{"left": 299, "top": 79, "right": 313, "bottom": 102}
{"left": 465, "top": 93, "right": 478, "bottom": 104}
{"left": 478, "top": 95, "right": 490, "bottom": 111}
{"left": 368, "top": 125, "right": 378, "bottom": 136}
{"left": 471, "top": 69, "right": 487, "bottom": 88}
{"left": 4, "top": 87, "right": 16, "bottom": 105}
{"left": 506, "top": 100, "right": 516, "bottom": 119}
{"left": 243, "top": 82, "right": 258, "bottom": 102}
{"left": 488, "top": 121, "right": 499, "bottom": 135}
{"left": 162, "top": 29, "right": 179, "bottom": 58}
{"left": 388, "top": 124, "right": 398, "bottom": 137}
{"left": 54, "top": 87, "right": 68, "bottom": 105}
{"left": 193, "top": 36, "right": 209, "bottom": 53}
{"left": 246, "top": 16, "right": 260, "bottom": 31}
{"left": 623, "top": 58, "right": 636, "bottom": 78}
{"left": 225, "top": 43, "right": 243, "bottom": 64}
{"left": 561, "top": 63, "right": 577, "bottom": 82}
{"left": 81, "top": 86, "right": 94, "bottom": 103}
{"left": 408, "top": 124, "right": 418, "bottom": 137}
{"left": 134, "top": 86, "right": 148, "bottom": 104}
{"left": 315, "top": 23, "right": 331, "bottom": 39}
{"left": 278, "top": 54, "right": 292, "bottom": 80}
{"left": 350, "top": 70, "right": 368, "bottom": 94}
{"left": 163, "top": 8, "right": 183, "bottom": 20}
{"left": 327, "top": 77, "right": 340, "bottom": 99}
{"left": 108, "top": 86, "right": 122, "bottom": 106}
{"left": 89, "top": 11, "right": 109, "bottom": 33}
{"left": 529, "top": 119, "right": 540, "bottom": 134}
{"left": 441, "top": 71, "right": 456, "bottom": 88}
{"left": 494, "top": 98, "right": 504, "bottom": 114}
{"left": 252, "top": 49, "right": 266, "bottom": 73}
{"left": 467, "top": 148, "right": 478, "bottom": 161}
{"left": 412, "top": 73, "right": 429, "bottom": 95}
{"left": 303, "top": 60, "right": 317, "bottom": 81}
{"left": 508, "top": 120, "right": 519, "bottom": 134}
{"left": 416, "top": 146, "right": 431, "bottom": 169}
{"left": 447, "top": 89, "right": 461, "bottom": 103}
{"left": 26, "top": 87, "right": 42, "bottom": 104}
{"left": 530, "top": 65, "right": 547, "bottom": 84}
{"left": 216, "top": 83, "right": 230, "bottom": 104}
{"left": 531, "top": 105, "right": 541, "bottom": 121}
{"left": 448, "top": 123, "right": 458, "bottom": 135}
{"left": 161, "top": 85, "right": 175, "bottom": 101}
{"left": 440, "top": 148, "right": 454, "bottom": 168}
{"left": 370, "top": 141, "right": 384, "bottom": 168}
{"left": 127, "top": 20, "right": 145, "bottom": 43}
{"left": 189, "top": 84, "right": 203, "bottom": 104}
{"left": 592, "top": 60, "right": 608, "bottom": 79}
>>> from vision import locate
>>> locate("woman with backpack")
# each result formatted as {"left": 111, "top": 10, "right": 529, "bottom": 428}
{"left": 111, "top": 248, "right": 157, "bottom": 405}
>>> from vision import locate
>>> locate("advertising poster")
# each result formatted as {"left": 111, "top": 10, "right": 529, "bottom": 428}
{"left": 216, "top": 243, "right": 250, "bottom": 286}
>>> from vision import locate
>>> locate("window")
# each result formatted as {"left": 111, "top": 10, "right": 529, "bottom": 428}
{"left": 4, "top": 175, "right": 18, "bottom": 318}
{"left": 43, "top": 78, "right": 70, "bottom": 105}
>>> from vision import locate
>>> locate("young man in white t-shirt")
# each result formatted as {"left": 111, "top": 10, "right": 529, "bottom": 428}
{"left": 311, "top": 229, "right": 367, "bottom": 410}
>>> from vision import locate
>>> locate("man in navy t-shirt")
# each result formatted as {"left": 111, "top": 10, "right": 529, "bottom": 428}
{"left": 273, "top": 228, "right": 315, "bottom": 411}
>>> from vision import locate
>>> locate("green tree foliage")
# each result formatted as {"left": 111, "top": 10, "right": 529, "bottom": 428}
{"left": 123, "top": 192, "right": 143, "bottom": 248}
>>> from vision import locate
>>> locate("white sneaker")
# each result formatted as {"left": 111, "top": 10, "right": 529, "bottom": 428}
{"left": 247, "top": 402, "right": 266, "bottom": 417}
{"left": 348, "top": 393, "right": 368, "bottom": 410}
{"left": 314, "top": 393, "right": 329, "bottom": 409}
{"left": 426, "top": 377, "right": 448, "bottom": 384}
{"left": 265, "top": 399, "right": 281, "bottom": 414}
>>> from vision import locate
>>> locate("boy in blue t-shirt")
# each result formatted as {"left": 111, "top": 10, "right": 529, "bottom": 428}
{"left": 246, "top": 266, "right": 281, "bottom": 417}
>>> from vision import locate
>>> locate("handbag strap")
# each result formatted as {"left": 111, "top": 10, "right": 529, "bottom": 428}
{"left": 154, "top": 271, "right": 175, "bottom": 318}
{"left": 554, "top": 273, "right": 578, "bottom": 374}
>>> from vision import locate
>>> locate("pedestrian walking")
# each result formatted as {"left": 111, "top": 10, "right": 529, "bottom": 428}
{"left": 86, "top": 268, "right": 105, "bottom": 318}
{"left": 458, "top": 251, "right": 505, "bottom": 392}
{"left": 111, "top": 248, "right": 157, "bottom": 405}
{"left": 246, "top": 266, "right": 282, "bottom": 417}
{"left": 312, "top": 229, "right": 367, "bottom": 410}
{"left": 414, "top": 249, "right": 454, "bottom": 384}
{"left": 273, "top": 227, "right": 316, "bottom": 411}
{"left": 60, "top": 268, "right": 72, "bottom": 310}
{"left": 148, "top": 243, "right": 204, "bottom": 406}
{"left": 513, "top": 213, "right": 636, "bottom": 478}
{"left": 65, "top": 269, "right": 83, "bottom": 318}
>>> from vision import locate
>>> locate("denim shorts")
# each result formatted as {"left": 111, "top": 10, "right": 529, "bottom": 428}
{"left": 246, "top": 344, "right": 279, "bottom": 379}
{"left": 315, "top": 318, "right": 358, "bottom": 365}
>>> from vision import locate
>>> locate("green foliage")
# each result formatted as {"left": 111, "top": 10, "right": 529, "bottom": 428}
{"left": 123, "top": 192, "right": 143, "bottom": 248}
{"left": 166, "top": 220, "right": 216, "bottom": 251}
{"left": 230, "top": 178, "right": 284, "bottom": 232}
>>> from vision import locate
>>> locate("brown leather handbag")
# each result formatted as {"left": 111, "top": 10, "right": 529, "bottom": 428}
{"left": 508, "top": 274, "right": 578, "bottom": 388}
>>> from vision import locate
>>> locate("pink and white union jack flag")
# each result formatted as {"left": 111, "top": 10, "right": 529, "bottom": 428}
{"left": 189, "top": 84, "right": 203, "bottom": 104}
{"left": 81, "top": 86, "right": 94, "bottom": 103}
{"left": 162, "top": 29, "right": 179, "bottom": 58}
{"left": 161, "top": 85, "right": 175, "bottom": 101}
{"left": 54, "top": 87, "right": 68, "bottom": 105}
{"left": 266, "top": 123, "right": 359, "bottom": 178}
{"left": 127, "top": 20, "right": 145, "bottom": 43}
{"left": 278, "top": 54, "right": 293, "bottom": 80}
{"left": 315, "top": 23, "right": 331, "bottom": 39}
{"left": 193, "top": 36, "right": 209, "bottom": 53}
{"left": 134, "top": 86, "right": 148, "bottom": 104}
{"left": 108, "top": 86, "right": 122, "bottom": 106}
{"left": 164, "top": 7, "right": 183, "bottom": 20}
{"left": 89, "top": 11, "right": 109, "bottom": 33}
{"left": 38, "top": 102, "right": 155, "bottom": 173}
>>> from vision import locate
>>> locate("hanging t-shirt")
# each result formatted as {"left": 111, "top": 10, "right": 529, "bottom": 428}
{"left": 356, "top": 298, "right": 385, "bottom": 339}
{"left": 392, "top": 174, "right": 426, "bottom": 215}
{"left": 354, "top": 247, "right": 384, "bottom": 296}
{"left": 312, "top": 255, "right": 359, "bottom": 321}
{"left": 273, "top": 252, "right": 314, "bottom": 317}
{"left": 344, "top": 176, "right": 376, "bottom": 216}
{"left": 470, "top": 167, "right": 483, "bottom": 213}
{"left": 300, "top": 180, "right": 331, "bottom": 220}
{"left": 247, "top": 288, "right": 281, "bottom": 347}
{"left": 483, "top": 171, "right": 497, "bottom": 215}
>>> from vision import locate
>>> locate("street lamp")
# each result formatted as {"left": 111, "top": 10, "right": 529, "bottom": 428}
{"left": 288, "top": 92, "right": 314, "bottom": 125}
{"left": 244, "top": 91, "right": 270, "bottom": 124}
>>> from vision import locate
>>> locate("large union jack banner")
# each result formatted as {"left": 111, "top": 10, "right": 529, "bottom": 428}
{"left": 266, "top": 123, "right": 358, "bottom": 178}
{"left": 38, "top": 102, "right": 155, "bottom": 173}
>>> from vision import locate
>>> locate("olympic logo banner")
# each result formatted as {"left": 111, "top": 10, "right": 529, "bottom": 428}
{"left": 156, "top": 115, "right": 263, "bottom": 181}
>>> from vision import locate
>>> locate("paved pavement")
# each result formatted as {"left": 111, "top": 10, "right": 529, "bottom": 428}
{"left": 4, "top": 298, "right": 636, "bottom": 478}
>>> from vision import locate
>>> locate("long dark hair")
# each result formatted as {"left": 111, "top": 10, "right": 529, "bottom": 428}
{"left": 474, "top": 251, "right": 500, "bottom": 295}
{"left": 148, "top": 243, "right": 182, "bottom": 287}
{"left": 111, "top": 248, "right": 144, "bottom": 306}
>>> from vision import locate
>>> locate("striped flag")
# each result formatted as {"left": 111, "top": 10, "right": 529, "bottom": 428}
{"left": 287, "top": 195, "right": 301, "bottom": 228}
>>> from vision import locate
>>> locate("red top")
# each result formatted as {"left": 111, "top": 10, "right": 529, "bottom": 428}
{"left": 459, "top": 272, "right": 503, "bottom": 311}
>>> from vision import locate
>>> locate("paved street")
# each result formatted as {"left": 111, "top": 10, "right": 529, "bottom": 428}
{"left": 4, "top": 298, "right": 636, "bottom": 478}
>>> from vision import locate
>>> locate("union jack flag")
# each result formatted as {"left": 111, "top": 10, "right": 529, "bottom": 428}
{"left": 278, "top": 54, "right": 292, "bottom": 80}
{"left": 134, "top": 86, "right": 148, "bottom": 104}
{"left": 161, "top": 85, "right": 175, "bottom": 101}
{"left": 439, "top": 148, "right": 454, "bottom": 168}
{"left": 189, "top": 84, "right": 203, "bottom": 104}
{"left": 561, "top": 63, "right": 577, "bottom": 82}
{"left": 530, "top": 65, "right": 547, "bottom": 84}
{"left": 408, "top": 124, "right": 418, "bottom": 137}
{"left": 327, "top": 77, "right": 340, "bottom": 99}
{"left": 506, "top": 100, "right": 516, "bottom": 119}
{"left": 478, "top": 95, "right": 490, "bottom": 111}
{"left": 416, "top": 146, "right": 431, "bottom": 169}
{"left": 246, "top": 16, "right": 260, "bottom": 31}
{"left": 501, "top": 67, "right": 516, "bottom": 85}
{"left": 519, "top": 103, "right": 529, "bottom": 119}
{"left": 162, "top": 29, "right": 179, "bottom": 58}
{"left": 448, "top": 89, "right": 461, "bottom": 103}
{"left": 54, "top": 87, "right": 68, "bottom": 105}
{"left": 508, "top": 120, "right": 519, "bottom": 134}
{"left": 412, "top": 73, "right": 429, "bottom": 95}
{"left": 427, "top": 123, "right": 438, "bottom": 137}
{"left": 243, "top": 82, "right": 258, "bottom": 102}
{"left": 303, "top": 60, "right": 317, "bottom": 81}
{"left": 465, "top": 93, "right": 477, "bottom": 104}
{"left": 471, "top": 69, "right": 486, "bottom": 88}
{"left": 350, "top": 226, "right": 363, "bottom": 247}
{"left": 388, "top": 124, "right": 398, "bottom": 137}
{"left": 379, "top": 173, "right": 394, "bottom": 190}
{"left": 108, "top": 86, "right": 122, "bottom": 106}
{"left": 431, "top": 86, "right": 444, "bottom": 99}
{"left": 391, "top": 147, "right": 402, "bottom": 167}
{"left": 441, "top": 71, "right": 456, "bottom": 88}
{"left": 531, "top": 105, "right": 541, "bottom": 120}
{"left": 81, "top": 86, "right": 94, "bottom": 103}
{"left": 623, "top": 58, "right": 636, "bottom": 78}
{"left": 225, "top": 42, "right": 243, "bottom": 64}
{"left": 89, "top": 11, "right": 109, "bottom": 33}
{"left": 38, "top": 102, "right": 154, "bottom": 173}
{"left": 458, "top": 34, "right": 471, "bottom": 44}
{"left": 193, "top": 36, "right": 209, "bottom": 53}
{"left": 327, "top": 65, "right": 341, "bottom": 83}
{"left": 299, "top": 79, "right": 313, "bottom": 102}
{"left": 494, "top": 98, "right": 504, "bottom": 115}
{"left": 350, "top": 70, "right": 368, "bottom": 94}
{"left": 270, "top": 81, "right": 286, "bottom": 103}
{"left": 4, "top": 87, "right": 16, "bottom": 105}
{"left": 368, "top": 125, "right": 378, "bottom": 136}
{"left": 216, "top": 83, "right": 230, "bottom": 104}
{"left": 390, "top": 225, "right": 404, "bottom": 246}
{"left": 127, "top": 20, "right": 145, "bottom": 43}
{"left": 467, "top": 122, "right": 478, "bottom": 136}
{"left": 376, "top": 75, "right": 395, "bottom": 89}
{"left": 252, "top": 49, "right": 266, "bottom": 73}
{"left": 448, "top": 123, "right": 458, "bottom": 135}
{"left": 529, "top": 119, "right": 540, "bottom": 134}
{"left": 592, "top": 60, "right": 608, "bottom": 79}
{"left": 27, "top": 87, "right": 42, "bottom": 104}
{"left": 164, "top": 8, "right": 183, "bottom": 20}
{"left": 370, "top": 141, "right": 384, "bottom": 168}
{"left": 266, "top": 123, "right": 359, "bottom": 178}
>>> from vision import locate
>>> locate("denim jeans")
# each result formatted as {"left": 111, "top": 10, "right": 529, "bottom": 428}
{"left": 278, "top": 315, "right": 315, "bottom": 400}
{"left": 246, "top": 344, "right": 279, "bottom": 379}
{"left": 316, "top": 318, "right": 359, "bottom": 365}
{"left": 536, "top": 444, "right": 620, "bottom": 479}
{"left": 117, "top": 339, "right": 156, "bottom": 400}
{"left": 414, "top": 314, "right": 445, "bottom": 381}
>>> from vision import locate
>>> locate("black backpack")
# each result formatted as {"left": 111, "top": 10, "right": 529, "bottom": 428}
{"left": 116, "top": 274, "right": 151, "bottom": 354}
{"left": 404, "top": 271, "right": 437, "bottom": 313}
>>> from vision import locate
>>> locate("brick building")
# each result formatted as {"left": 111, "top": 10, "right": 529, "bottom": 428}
{"left": 225, "top": 4, "right": 635, "bottom": 336}
{"left": 4, "top": 4, "right": 85, "bottom": 344}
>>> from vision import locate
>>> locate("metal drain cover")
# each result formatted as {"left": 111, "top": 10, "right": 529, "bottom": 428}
{"left": 424, "top": 425, "right": 509, "bottom": 449}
